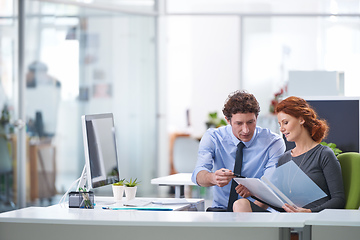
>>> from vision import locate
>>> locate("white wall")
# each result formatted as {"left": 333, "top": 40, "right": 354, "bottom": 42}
{"left": 167, "top": 16, "right": 240, "bottom": 138}
{"left": 166, "top": 13, "right": 360, "bottom": 142}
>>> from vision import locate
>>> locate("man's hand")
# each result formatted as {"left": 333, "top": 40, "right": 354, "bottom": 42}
{"left": 235, "top": 184, "right": 251, "bottom": 198}
{"left": 213, "top": 168, "right": 234, "bottom": 187}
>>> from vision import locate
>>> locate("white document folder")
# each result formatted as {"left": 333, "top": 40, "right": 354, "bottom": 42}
{"left": 234, "top": 178, "right": 292, "bottom": 208}
{"left": 234, "top": 160, "right": 327, "bottom": 208}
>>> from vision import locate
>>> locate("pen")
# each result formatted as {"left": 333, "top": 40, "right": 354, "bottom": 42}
{"left": 222, "top": 170, "right": 245, "bottom": 178}
{"left": 232, "top": 172, "right": 245, "bottom": 178}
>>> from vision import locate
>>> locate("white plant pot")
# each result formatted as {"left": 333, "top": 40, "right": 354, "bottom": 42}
{"left": 125, "top": 186, "right": 137, "bottom": 201}
{"left": 112, "top": 185, "right": 125, "bottom": 201}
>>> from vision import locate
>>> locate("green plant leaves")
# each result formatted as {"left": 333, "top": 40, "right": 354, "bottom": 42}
{"left": 113, "top": 178, "right": 126, "bottom": 186}
{"left": 320, "top": 142, "right": 343, "bottom": 156}
{"left": 125, "top": 178, "right": 140, "bottom": 187}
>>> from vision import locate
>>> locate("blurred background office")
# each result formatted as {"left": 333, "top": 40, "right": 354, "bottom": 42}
{"left": 1, "top": 0, "right": 360, "bottom": 212}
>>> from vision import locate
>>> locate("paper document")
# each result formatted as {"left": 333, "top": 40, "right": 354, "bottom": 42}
{"left": 151, "top": 199, "right": 190, "bottom": 205}
{"left": 234, "top": 178, "right": 288, "bottom": 208}
{"left": 123, "top": 198, "right": 152, "bottom": 207}
{"left": 123, "top": 198, "right": 190, "bottom": 206}
{"left": 234, "top": 160, "right": 327, "bottom": 208}
{"left": 103, "top": 206, "right": 173, "bottom": 211}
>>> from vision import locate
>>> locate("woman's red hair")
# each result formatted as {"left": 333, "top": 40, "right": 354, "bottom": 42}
{"left": 275, "top": 96, "right": 329, "bottom": 143}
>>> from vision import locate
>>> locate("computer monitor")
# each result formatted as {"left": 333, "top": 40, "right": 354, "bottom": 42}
{"left": 78, "top": 113, "right": 120, "bottom": 190}
{"left": 284, "top": 97, "right": 360, "bottom": 153}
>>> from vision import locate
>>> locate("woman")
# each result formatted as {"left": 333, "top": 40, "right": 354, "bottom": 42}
{"left": 233, "top": 96, "right": 345, "bottom": 212}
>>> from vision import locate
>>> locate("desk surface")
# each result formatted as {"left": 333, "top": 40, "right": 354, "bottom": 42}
{"left": 305, "top": 209, "right": 360, "bottom": 240}
{"left": 0, "top": 205, "right": 310, "bottom": 240}
{"left": 0, "top": 206, "right": 311, "bottom": 228}
{"left": 306, "top": 209, "right": 360, "bottom": 226}
{"left": 0, "top": 203, "right": 310, "bottom": 228}
{"left": 2, "top": 203, "right": 359, "bottom": 240}
{"left": 151, "top": 173, "right": 195, "bottom": 186}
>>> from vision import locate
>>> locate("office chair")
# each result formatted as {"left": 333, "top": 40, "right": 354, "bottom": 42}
{"left": 169, "top": 134, "right": 200, "bottom": 198}
{"left": 337, "top": 152, "right": 360, "bottom": 209}
{"left": 173, "top": 136, "right": 199, "bottom": 173}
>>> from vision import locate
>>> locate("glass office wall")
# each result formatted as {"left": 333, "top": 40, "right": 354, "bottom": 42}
{"left": 1, "top": 0, "right": 157, "bottom": 213}
{"left": 26, "top": 1, "right": 157, "bottom": 197}
{"left": 0, "top": 0, "right": 17, "bottom": 212}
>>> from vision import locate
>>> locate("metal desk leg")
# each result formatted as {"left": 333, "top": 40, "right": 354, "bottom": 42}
{"left": 174, "top": 185, "right": 185, "bottom": 198}
{"left": 279, "top": 227, "right": 291, "bottom": 240}
{"left": 294, "top": 226, "right": 311, "bottom": 240}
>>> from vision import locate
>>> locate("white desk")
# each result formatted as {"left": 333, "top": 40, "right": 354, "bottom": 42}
{"left": 3, "top": 196, "right": 358, "bottom": 240}
{"left": 0, "top": 204, "right": 310, "bottom": 240}
{"left": 305, "top": 209, "right": 360, "bottom": 240}
{"left": 151, "top": 173, "right": 196, "bottom": 198}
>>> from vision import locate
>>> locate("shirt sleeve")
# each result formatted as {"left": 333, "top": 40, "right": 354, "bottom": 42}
{"left": 262, "top": 137, "right": 286, "bottom": 179}
{"left": 309, "top": 147, "right": 346, "bottom": 212}
{"left": 191, "top": 130, "right": 215, "bottom": 185}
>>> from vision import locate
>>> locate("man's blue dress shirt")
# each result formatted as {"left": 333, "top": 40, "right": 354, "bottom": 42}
{"left": 191, "top": 125, "right": 285, "bottom": 209}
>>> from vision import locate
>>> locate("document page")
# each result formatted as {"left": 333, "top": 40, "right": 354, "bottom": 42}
{"left": 123, "top": 198, "right": 152, "bottom": 207}
{"left": 234, "top": 178, "right": 286, "bottom": 208}
{"left": 266, "top": 160, "right": 327, "bottom": 208}
{"left": 234, "top": 160, "right": 327, "bottom": 209}
{"left": 261, "top": 176, "right": 296, "bottom": 207}
{"left": 151, "top": 199, "right": 190, "bottom": 205}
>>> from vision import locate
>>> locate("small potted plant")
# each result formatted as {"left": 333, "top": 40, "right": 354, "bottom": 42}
{"left": 124, "top": 178, "right": 140, "bottom": 201}
{"left": 112, "top": 178, "right": 125, "bottom": 201}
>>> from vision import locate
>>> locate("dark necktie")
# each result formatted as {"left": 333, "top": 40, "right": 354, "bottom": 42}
{"left": 227, "top": 142, "right": 245, "bottom": 212}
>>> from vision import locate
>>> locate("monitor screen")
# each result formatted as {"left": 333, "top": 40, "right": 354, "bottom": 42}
{"left": 81, "top": 113, "right": 120, "bottom": 189}
{"left": 284, "top": 97, "right": 360, "bottom": 153}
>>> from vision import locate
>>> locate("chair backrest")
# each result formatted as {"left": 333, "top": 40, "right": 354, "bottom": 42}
{"left": 337, "top": 152, "right": 360, "bottom": 209}
{"left": 173, "top": 136, "right": 199, "bottom": 173}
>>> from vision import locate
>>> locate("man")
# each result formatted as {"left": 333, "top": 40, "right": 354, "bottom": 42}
{"left": 191, "top": 90, "right": 285, "bottom": 211}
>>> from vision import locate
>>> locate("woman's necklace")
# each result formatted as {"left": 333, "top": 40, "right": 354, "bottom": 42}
{"left": 288, "top": 150, "right": 309, "bottom": 194}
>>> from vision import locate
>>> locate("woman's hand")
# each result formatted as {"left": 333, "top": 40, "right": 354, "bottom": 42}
{"left": 235, "top": 184, "right": 251, "bottom": 198}
{"left": 282, "top": 203, "right": 312, "bottom": 213}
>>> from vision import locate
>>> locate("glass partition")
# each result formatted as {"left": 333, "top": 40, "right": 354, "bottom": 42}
{"left": 0, "top": 0, "right": 18, "bottom": 212}
{"left": 25, "top": 1, "right": 157, "bottom": 198}
{"left": 1, "top": 0, "right": 157, "bottom": 213}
